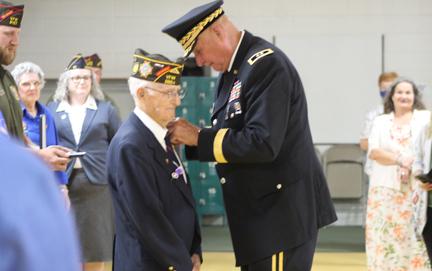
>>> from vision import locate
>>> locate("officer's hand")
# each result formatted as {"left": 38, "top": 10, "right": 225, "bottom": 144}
{"left": 191, "top": 254, "right": 201, "bottom": 271}
{"left": 419, "top": 181, "right": 432, "bottom": 191}
{"left": 37, "top": 145, "right": 71, "bottom": 171}
{"left": 167, "top": 118, "right": 200, "bottom": 146}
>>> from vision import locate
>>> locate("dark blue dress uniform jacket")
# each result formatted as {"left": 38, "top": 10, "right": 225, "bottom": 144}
{"left": 107, "top": 113, "right": 202, "bottom": 271}
{"left": 186, "top": 31, "right": 337, "bottom": 266}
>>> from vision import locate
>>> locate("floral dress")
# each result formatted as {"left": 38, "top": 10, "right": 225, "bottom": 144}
{"left": 366, "top": 123, "right": 431, "bottom": 271}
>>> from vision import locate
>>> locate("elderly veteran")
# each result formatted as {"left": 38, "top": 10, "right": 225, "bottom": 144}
{"left": 0, "top": 1, "right": 71, "bottom": 171}
{"left": 162, "top": 1, "right": 337, "bottom": 270}
{"left": 11, "top": 62, "right": 70, "bottom": 207}
{"left": 48, "top": 54, "right": 121, "bottom": 271}
{"left": 107, "top": 49, "right": 202, "bottom": 271}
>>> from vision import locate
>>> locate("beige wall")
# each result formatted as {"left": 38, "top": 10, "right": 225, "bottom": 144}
{"left": 10, "top": 0, "right": 432, "bottom": 143}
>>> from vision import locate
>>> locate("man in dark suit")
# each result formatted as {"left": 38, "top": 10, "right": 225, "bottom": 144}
{"left": 107, "top": 49, "right": 202, "bottom": 271}
{"left": 162, "top": 1, "right": 337, "bottom": 270}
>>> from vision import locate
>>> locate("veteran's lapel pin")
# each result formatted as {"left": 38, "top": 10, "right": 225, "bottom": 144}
{"left": 171, "top": 166, "right": 185, "bottom": 180}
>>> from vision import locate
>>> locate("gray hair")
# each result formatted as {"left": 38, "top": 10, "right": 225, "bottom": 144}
{"left": 53, "top": 69, "right": 104, "bottom": 102}
{"left": 11, "top": 62, "right": 46, "bottom": 89}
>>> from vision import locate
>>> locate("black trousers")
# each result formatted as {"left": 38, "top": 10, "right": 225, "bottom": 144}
{"left": 241, "top": 232, "right": 318, "bottom": 271}
{"left": 423, "top": 207, "right": 432, "bottom": 261}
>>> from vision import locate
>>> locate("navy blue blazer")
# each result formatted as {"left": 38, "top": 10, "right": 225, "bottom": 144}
{"left": 107, "top": 113, "right": 201, "bottom": 271}
{"left": 47, "top": 99, "right": 121, "bottom": 184}
{"left": 186, "top": 31, "right": 337, "bottom": 266}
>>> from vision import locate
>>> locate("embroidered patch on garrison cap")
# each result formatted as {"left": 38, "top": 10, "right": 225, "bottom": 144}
{"left": 84, "top": 53, "right": 102, "bottom": 69}
{"left": 247, "top": 49, "right": 274, "bottom": 65}
{"left": 0, "top": 1, "right": 24, "bottom": 28}
{"left": 131, "top": 48, "right": 184, "bottom": 86}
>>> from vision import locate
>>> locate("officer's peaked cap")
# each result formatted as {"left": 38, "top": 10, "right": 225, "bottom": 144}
{"left": 162, "top": 0, "right": 224, "bottom": 57}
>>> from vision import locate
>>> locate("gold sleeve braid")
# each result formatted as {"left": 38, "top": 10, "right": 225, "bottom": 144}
{"left": 213, "top": 128, "right": 229, "bottom": 163}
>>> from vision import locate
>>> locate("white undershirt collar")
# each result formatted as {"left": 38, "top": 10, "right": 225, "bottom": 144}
{"left": 227, "top": 30, "right": 245, "bottom": 72}
{"left": 133, "top": 107, "right": 168, "bottom": 151}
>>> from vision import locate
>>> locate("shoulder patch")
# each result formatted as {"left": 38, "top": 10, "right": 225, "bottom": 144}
{"left": 247, "top": 48, "right": 274, "bottom": 65}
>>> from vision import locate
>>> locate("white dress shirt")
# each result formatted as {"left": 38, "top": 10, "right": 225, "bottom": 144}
{"left": 133, "top": 107, "right": 187, "bottom": 183}
{"left": 133, "top": 107, "right": 167, "bottom": 151}
{"left": 227, "top": 30, "right": 245, "bottom": 72}
{"left": 57, "top": 96, "right": 98, "bottom": 168}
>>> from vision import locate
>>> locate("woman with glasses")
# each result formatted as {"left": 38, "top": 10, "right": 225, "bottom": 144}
{"left": 11, "top": 62, "right": 70, "bottom": 208}
{"left": 48, "top": 54, "right": 121, "bottom": 271}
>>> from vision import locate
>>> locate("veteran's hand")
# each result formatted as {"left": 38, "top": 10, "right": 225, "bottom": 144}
{"left": 167, "top": 118, "right": 200, "bottom": 146}
{"left": 37, "top": 145, "right": 71, "bottom": 171}
{"left": 191, "top": 254, "right": 201, "bottom": 271}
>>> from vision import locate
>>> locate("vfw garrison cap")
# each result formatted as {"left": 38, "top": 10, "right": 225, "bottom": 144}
{"left": 0, "top": 1, "right": 24, "bottom": 28}
{"left": 84, "top": 53, "right": 102, "bottom": 69}
{"left": 65, "top": 54, "right": 87, "bottom": 71}
{"left": 131, "top": 48, "right": 184, "bottom": 86}
{"left": 161, "top": 0, "right": 224, "bottom": 57}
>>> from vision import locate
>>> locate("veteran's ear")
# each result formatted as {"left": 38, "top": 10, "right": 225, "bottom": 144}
{"left": 137, "top": 87, "right": 145, "bottom": 98}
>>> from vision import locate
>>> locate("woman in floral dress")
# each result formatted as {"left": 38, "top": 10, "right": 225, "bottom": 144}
{"left": 367, "top": 78, "right": 431, "bottom": 270}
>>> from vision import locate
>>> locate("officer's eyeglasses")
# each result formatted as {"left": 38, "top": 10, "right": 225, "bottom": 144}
{"left": 145, "top": 86, "right": 186, "bottom": 100}
{"left": 20, "top": 80, "right": 42, "bottom": 89}
{"left": 70, "top": 75, "right": 91, "bottom": 83}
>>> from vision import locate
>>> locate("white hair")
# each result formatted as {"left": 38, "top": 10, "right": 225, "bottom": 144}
{"left": 128, "top": 76, "right": 144, "bottom": 98}
{"left": 53, "top": 69, "right": 104, "bottom": 102}
{"left": 11, "top": 62, "right": 46, "bottom": 89}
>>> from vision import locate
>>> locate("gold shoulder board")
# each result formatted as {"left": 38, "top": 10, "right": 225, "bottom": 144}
{"left": 247, "top": 48, "right": 274, "bottom": 65}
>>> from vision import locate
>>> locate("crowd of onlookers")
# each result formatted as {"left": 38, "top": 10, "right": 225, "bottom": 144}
{"left": 3, "top": 53, "right": 121, "bottom": 271}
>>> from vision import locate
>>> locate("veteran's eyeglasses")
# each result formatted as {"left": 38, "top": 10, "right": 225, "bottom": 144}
{"left": 145, "top": 86, "right": 186, "bottom": 100}
{"left": 70, "top": 75, "right": 91, "bottom": 83}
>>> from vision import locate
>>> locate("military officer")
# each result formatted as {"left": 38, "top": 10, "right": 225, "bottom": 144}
{"left": 0, "top": 1, "right": 70, "bottom": 171}
{"left": 163, "top": 1, "right": 337, "bottom": 270}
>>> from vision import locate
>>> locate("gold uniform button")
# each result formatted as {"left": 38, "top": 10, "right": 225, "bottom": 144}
{"left": 220, "top": 177, "right": 226, "bottom": 184}
{"left": 168, "top": 266, "right": 175, "bottom": 271}
{"left": 276, "top": 184, "right": 282, "bottom": 189}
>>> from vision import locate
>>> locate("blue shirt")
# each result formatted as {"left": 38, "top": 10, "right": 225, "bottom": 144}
{"left": 21, "top": 101, "right": 68, "bottom": 185}
{"left": 0, "top": 134, "right": 81, "bottom": 271}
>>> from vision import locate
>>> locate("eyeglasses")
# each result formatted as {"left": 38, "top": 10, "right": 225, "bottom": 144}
{"left": 145, "top": 86, "right": 186, "bottom": 100}
{"left": 70, "top": 75, "right": 91, "bottom": 83}
{"left": 20, "top": 80, "right": 41, "bottom": 88}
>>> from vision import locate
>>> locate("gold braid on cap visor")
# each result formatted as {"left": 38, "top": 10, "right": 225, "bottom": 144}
{"left": 179, "top": 7, "right": 224, "bottom": 55}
